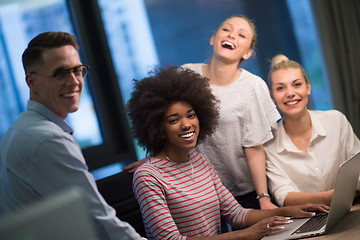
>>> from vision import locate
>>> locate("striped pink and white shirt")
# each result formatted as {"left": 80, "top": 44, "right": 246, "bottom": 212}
{"left": 133, "top": 150, "right": 251, "bottom": 240}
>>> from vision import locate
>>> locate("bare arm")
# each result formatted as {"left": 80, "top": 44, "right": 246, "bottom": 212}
{"left": 284, "top": 190, "right": 334, "bottom": 206}
{"left": 245, "top": 145, "right": 278, "bottom": 209}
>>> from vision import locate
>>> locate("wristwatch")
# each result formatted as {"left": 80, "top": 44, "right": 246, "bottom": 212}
{"left": 256, "top": 192, "right": 270, "bottom": 200}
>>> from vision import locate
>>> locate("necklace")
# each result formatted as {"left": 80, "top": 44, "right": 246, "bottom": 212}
{"left": 164, "top": 153, "right": 195, "bottom": 182}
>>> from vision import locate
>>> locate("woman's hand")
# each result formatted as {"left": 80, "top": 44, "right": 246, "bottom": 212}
{"left": 240, "top": 216, "right": 293, "bottom": 239}
{"left": 284, "top": 203, "right": 329, "bottom": 218}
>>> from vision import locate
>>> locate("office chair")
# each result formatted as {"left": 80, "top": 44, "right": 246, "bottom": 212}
{"left": 96, "top": 171, "right": 146, "bottom": 237}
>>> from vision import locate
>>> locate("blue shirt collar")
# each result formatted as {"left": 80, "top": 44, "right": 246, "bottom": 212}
{"left": 27, "top": 100, "right": 74, "bottom": 135}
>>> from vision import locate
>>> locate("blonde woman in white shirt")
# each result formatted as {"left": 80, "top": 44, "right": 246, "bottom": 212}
{"left": 264, "top": 54, "right": 360, "bottom": 207}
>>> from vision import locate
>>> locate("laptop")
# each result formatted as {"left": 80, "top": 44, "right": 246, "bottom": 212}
{"left": 0, "top": 187, "right": 99, "bottom": 240}
{"left": 263, "top": 151, "right": 360, "bottom": 240}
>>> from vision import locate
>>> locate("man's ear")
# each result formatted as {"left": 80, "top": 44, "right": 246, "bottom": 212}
{"left": 26, "top": 73, "right": 39, "bottom": 96}
{"left": 25, "top": 73, "right": 33, "bottom": 88}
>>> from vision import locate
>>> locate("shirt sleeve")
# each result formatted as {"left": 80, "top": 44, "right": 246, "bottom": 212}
{"left": 338, "top": 111, "right": 360, "bottom": 158}
{"left": 240, "top": 78, "right": 281, "bottom": 147}
{"left": 133, "top": 166, "right": 186, "bottom": 240}
{"left": 34, "top": 133, "right": 142, "bottom": 240}
{"left": 209, "top": 162, "right": 251, "bottom": 228}
{"left": 265, "top": 153, "right": 299, "bottom": 206}
{"left": 338, "top": 111, "right": 360, "bottom": 190}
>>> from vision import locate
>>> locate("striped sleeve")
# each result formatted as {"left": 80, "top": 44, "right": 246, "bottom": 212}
{"left": 133, "top": 162, "right": 186, "bottom": 240}
{"left": 206, "top": 160, "right": 251, "bottom": 229}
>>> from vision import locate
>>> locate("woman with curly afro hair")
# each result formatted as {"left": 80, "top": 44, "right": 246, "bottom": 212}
{"left": 127, "top": 66, "right": 219, "bottom": 156}
{"left": 128, "top": 66, "right": 329, "bottom": 240}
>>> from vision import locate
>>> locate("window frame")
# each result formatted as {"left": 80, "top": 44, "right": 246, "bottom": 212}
{"left": 67, "top": 0, "right": 137, "bottom": 170}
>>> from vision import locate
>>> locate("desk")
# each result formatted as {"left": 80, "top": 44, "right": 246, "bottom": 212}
{"left": 306, "top": 199, "right": 360, "bottom": 240}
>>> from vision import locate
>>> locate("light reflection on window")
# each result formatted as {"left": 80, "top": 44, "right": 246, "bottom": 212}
{"left": 97, "top": 0, "right": 159, "bottom": 160}
{"left": 286, "top": 0, "right": 333, "bottom": 110}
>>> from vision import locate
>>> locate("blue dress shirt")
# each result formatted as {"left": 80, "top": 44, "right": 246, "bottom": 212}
{"left": 0, "top": 100, "right": 141, "bottom": 240}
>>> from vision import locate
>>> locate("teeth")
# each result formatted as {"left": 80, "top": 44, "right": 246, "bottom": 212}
{"left": 180, "top": 132, "right": 194, "bottom": 138}
{"left": 286, "top": 101, "right": 299, "bottom": 106}
{"left": 63, "top": 92, "right": 77, "bottom": 97}
{"left": 222, "top": 41, "right": 235, "bottom": 49}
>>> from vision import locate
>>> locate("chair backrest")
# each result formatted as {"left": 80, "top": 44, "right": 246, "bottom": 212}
{"left": 96, "top": 171, "right": 146, "bottom": 237}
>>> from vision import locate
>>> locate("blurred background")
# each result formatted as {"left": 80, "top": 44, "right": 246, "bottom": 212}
{"left": 0, "top": 0, "right": 358, "bottom": 179}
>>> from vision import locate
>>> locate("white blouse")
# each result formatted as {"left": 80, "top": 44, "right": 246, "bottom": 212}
{"left": 182, "top": 63, "right": 280, "bottom": 196}
{"left": 264, "top": 110, "right": 360, "bottom": 206}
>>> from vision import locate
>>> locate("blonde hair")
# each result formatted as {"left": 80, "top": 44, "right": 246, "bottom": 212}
{"left": 268, "top": 54, "right": 310, "bottom": 88}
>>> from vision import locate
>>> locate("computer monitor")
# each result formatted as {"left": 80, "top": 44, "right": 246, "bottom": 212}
{"left": 0, "top": 187, "right": 98, "bottom": 240}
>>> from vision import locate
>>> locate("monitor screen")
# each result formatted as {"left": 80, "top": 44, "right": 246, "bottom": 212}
{"left": 0, "top": 187, "right": 98, "bottom": 240}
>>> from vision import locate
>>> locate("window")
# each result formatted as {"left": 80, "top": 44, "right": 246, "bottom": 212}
{"left": 143, "top": 0, "right": 333, "bottom": 110}
{"left": 97, "top": 0, "right": 159, "bottom": 160}
{"left": 0, "top": 0, "right": 334, "bottom": 180}
{"left": 286, "top": 0, "right": 333, "bottom": 110}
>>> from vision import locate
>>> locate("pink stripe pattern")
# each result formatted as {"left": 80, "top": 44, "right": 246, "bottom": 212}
{"left": 133, "top": 150, "right": 251, "bottom": 240}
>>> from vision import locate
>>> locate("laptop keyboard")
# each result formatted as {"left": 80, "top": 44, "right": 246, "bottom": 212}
{"left": 291, "top": 213, "right": 328, "bottom": 235}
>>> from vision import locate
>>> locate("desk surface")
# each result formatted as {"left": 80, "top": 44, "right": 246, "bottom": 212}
{"left": 306, "top": 199, "right": 360, "bottom": 240}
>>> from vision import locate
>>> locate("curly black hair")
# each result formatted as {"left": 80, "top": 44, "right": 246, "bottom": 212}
{"left": 127, "top": 66, "right": 219, "bottom": 156}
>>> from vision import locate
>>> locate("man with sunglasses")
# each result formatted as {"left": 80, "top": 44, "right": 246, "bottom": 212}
{"left": 0, "top": 32, "right": 142, "bottom": 240}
